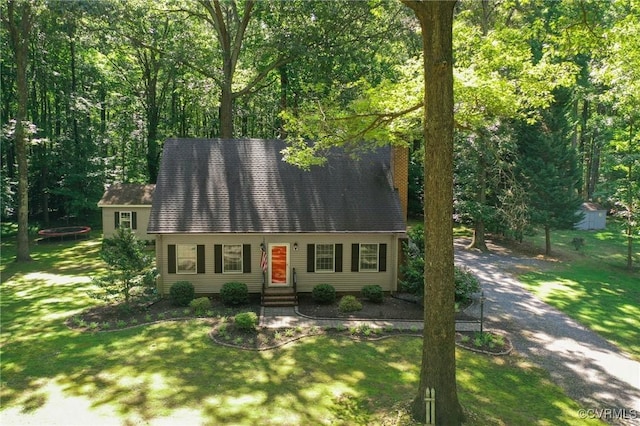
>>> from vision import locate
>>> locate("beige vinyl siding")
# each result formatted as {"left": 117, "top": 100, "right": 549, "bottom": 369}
{"left": 154, "top": 233, "right": 402, "bottom": 295}
{"left": 101, "top": 206, "right": 153, "bottom": 240}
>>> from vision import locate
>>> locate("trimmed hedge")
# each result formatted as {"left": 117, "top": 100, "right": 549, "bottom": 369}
{"left": 312, "top": 283, "right": 336, "bottom": 304}
{"left": 221, "top": 281, "right": 249, "bottom": 305}
{"left": 190, "top": 297, "right": 212, "bottom": 315}
{"left": 234, "top": 312, "right": 258, "bottom": 331}
{"left": 339, "top": 295, "right": 362, "bottom": 312}
{"left": 361, "top": 285, "right": 383, "bottom": 303}
{"left": 169, "top": 281, "right": 195, "bottom": 307}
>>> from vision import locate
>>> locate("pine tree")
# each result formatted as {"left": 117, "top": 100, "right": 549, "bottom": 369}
{"left": 517, "top": 90, "right": 584, "bottom": 255}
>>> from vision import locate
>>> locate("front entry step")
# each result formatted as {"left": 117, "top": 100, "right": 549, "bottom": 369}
{"left": 262, "top": 287, "right": 298, "bottom": 307}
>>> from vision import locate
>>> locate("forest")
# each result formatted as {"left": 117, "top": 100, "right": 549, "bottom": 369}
{"left": 2, "top": 0, "right": 638, "bottom": 262}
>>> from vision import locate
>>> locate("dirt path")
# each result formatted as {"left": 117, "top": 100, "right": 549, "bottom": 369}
{"left": 455, "top": 240, "right": 640, "bottom": 425}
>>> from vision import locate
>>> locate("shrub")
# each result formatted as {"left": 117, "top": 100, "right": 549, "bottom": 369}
{"left": 220, "top": 282, "right": 249, "bottom": 305}
{"left": 169, "top": 281, "right": 195, "bottom": 306}
{"left": 454, "top": 266, "right": 480, "bottom": 303}
{"left": 190, "top": 297, "right": 212, "bottom": 316}
{"left": 339, "top": 295, "right": 363, "bottom": 312}
{"left": 234, "top": 311, "right": 258, "bottom": 331}
{"left": 361, "top": 285, "right": 384, "bottom": 303}
{"left": 312, "top": 284, "right": 336, "bottom": 304}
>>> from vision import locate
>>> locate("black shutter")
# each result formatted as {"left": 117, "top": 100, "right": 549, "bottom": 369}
{"left": 214, "top": 244, "right": 222, "bottom": 274}
{"left": 335, "top": 244, "right": 343, "bottom": 272}
{"left": 351, "top": 244, "right": 359, "bottom": 272}
{"left": 197, "top": 245, "right": 205, "bottom": 274}
{"left": 379, "top": 243, "right": 387, "bottom": 272}
{"left": 131, "top": 212, "right": 137, "bottom": 230}
{"left": 114, "top": 211, "right": 120, "bottom": 227}
{"left": 307, "top": 244, "right": 315, "bottom": 272}
{"left": 168, "top": 244, "right": 176, "bottom": 274}
{"left": 243, "top": 244, "right": 251, "bottom": 273}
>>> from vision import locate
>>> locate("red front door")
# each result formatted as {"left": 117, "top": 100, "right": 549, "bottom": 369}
{"left": 269, "top": 243, "right": 289, "bottom": 286}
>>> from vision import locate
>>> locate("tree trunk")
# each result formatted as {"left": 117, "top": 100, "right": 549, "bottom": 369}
{"left": 402, "top": 1, "right": 462, "bottom": 424}
{"left": 544, "top": 225, "right": 551, "bottom": 256}
{"left": 467, "top": 155, "right": 488, "bottom": 251}
{"left": 5, "top": 0, "right": 34, "bottom": 262}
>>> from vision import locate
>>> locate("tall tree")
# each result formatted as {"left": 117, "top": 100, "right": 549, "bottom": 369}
{"left": 401, "top": 1, "right": 462, "bottom": 423}
{"left": 2, "top": 0, "right": 35, "bottom": 262}
{"left": 516, "top": 91, "right": 584, "bottom": 256}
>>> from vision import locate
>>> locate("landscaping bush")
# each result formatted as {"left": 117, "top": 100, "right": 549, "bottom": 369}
{"left": 169, "top": 281, "right": 195, "bottom": 307}
{"left": 361, "top": 285, "right": 384, "bottom": 303}
{"left": 220, "top": 281, "right": 248, "bottom": 305}
{"left": 234, "top": 311, "right": 258, "bottom": 331}
{"left": 189, "top": 297, "right": 212, "bottom": 316}
{"left": 312, "top": 283, "right": 336, "bottom": 304}
{"left": 455, "top": 266, "right": 481, "bottom": 303}
{"left": 339, "top": 295, "right": 363, "bottom": 312}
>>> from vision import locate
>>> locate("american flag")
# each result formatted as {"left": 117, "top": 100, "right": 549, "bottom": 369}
{"left": 260, "top": 245, "right": 268, "bottom": 272}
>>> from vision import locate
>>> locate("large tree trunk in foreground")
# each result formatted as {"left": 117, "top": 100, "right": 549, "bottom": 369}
{"left": 401, "top": 1, "right": 462, "bottom": 424}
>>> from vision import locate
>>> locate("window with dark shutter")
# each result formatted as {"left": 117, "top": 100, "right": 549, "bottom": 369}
{"left": 243, "top": 244, "right": 251, "bottom": 273}
{"left": 351, "top": 244, "right": 359, "bottom": 272}
{"left": 378, "top": 243, "right": 387, "bottom": 272}
{"left": 335, "top": 244, "right": 343, "bottom": 272}
{"left": 114, "top": 211, "right": 120, "bottom": 227}
{"left": 131, "top": 212, "right": 137, "bottom": 230}
{"left": 197, "top": 245, "right": 205, "bottom": 274}
{"left": 214, "top": 244, "right": 222, "bottom": 274}
{"left": 168, "top": 244, "right": 176, "bottom": 274}
{"left": 307, "top": 244, "right": 315, "bottom": 272}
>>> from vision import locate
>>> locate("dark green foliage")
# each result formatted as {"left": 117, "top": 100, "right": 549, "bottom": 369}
{"left": 339, "top": 295, "right": 363, "bottom": 312}
{"left": 401, "top": 224, "right": 481, "bottom": 302}
{"left": 90, "top": 227, "right": 156, "bottom": 305}
{"left": 169, "top": 281, "right": 195, "bottom": 307}
{"left": 361, "top": 285, "right": 384, "bottom": 303}
{"left": 312, "top": 283, "right": 336, "bottom": 304}
{"left": 220, "top": 282, "right": 248, "bottom": 306}
{"left": 234, "top": 312, "right": 258, "bottom": 331}
{"left": 454, "top": 266, "right": 481, "bottom": 303}
{"left": 189, "top": 297, "right": 212, "bottom": 316}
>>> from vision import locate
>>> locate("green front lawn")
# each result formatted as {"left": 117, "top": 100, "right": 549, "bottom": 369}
{"left": 1, "top": 233, "right": 601, "bottom": 424}
{"left": 516, "top": 222, "right": 640, "bottom": 360}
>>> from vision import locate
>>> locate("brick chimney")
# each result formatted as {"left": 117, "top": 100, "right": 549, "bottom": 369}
{"left": 391, "top": 145, "right": 409, "bottom": 220}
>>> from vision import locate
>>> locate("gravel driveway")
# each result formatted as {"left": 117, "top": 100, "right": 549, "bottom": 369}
{"left": 455, "top": 240, "right": 640, "bottom": 425}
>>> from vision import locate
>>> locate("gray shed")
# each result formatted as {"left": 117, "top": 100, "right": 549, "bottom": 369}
{"left": 575, "top": 202, "right": 607, "bottom": 230}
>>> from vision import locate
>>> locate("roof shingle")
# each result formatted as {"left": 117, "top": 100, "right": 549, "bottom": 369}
{"left": 148, "top": 139, "right": 406, "bottom": 233}
{"left": 98, "top": 183, "right": 155, "bottom": 206}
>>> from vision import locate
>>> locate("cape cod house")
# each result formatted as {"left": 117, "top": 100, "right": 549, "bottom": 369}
{"left": 104, "top": 138, "right": 408, "bottom": 305}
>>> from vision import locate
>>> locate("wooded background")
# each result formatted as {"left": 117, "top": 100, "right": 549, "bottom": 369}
{"left": 2, "top": 0, "right": 638, "bottom": 250}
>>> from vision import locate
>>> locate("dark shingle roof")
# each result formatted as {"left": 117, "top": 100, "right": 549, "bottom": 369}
{"left": 98, "top": 183, "right": 155, "bottom": 206}
{"left": 148, "top": 139, "right": 406, "bottom": 233}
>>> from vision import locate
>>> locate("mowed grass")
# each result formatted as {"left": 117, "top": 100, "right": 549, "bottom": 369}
{"left": 1, "top": 231, "right": 601, "bottom": 425}
{"left": 517, "top": 221, "right": 640, "bottom": 360}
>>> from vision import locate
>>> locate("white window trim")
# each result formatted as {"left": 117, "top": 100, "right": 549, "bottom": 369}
{"left": 315, "top": 243, "right": 335, "bottom": 273}
{"left": 176, "top": 244, "right": 197, "bottom": 275}
{"left": 222, "top": 244, "right": 243, "bottom": 274}
{"left": 119, "top": 211, "right": 132, "bottom": 229}
{"left": 359, "top": 243, "right": 379, "bottom": 272}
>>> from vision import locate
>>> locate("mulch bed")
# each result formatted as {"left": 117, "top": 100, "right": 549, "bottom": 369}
{"left": 67, "top": 293, "right": 511, "bottom": 354}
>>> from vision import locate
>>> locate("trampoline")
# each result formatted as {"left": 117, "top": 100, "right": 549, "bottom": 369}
{"left": 38, "top": 226, "right": 91, "bottom": 241}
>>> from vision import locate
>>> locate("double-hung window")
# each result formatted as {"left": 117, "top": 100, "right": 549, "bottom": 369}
{"left": 223, "top": 244, "right": 243, "bottom": 273}
{"left": 177, "top": 244, "right": 197, "bottom": 274}
{"left": 315, "top": 244, "right": 334, "bottom": 272}
{"left": 119, "top": 211, "right": 132, "bottom": 229}
{"left": 359, "top": 243, "right": 379, "bottom": 272}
